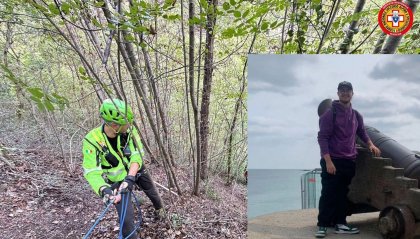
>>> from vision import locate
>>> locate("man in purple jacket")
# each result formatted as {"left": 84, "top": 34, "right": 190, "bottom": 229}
{"left": 315, "top": 81, "right": 381, "bottom": 238}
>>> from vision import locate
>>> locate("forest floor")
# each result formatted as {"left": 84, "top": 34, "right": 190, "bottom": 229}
{"left": 0, "top": 102, "right": 247, "bottom": 239}
{"left": 0, "top": 140, "right": 247, "bottom": 239}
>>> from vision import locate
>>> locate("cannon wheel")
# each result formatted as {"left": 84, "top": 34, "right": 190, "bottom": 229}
{"left": 378, "top": 204, "right": 415, "bottom": 239}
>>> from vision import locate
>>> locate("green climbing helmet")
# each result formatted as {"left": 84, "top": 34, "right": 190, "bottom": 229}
{"left": 100, "top": 99, "right": 133, "bottom": 125}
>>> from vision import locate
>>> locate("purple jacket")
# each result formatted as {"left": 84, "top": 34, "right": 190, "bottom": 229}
{"left": 318, "top": 100, "right": 370, "bottom": 159}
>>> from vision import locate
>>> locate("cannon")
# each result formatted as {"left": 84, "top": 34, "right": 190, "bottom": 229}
{"left": 318, "top": 99, "right": 420, "bottom": 239}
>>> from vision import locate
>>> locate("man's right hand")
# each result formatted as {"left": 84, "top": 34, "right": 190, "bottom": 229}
{"left": 326, "top": 160, "right": 336, "bottom": 175}
{"left": 101, "top": 187, "right": 122, "bottom": 204}
{"left": 111, "top": 193, "right": 122, "bottom": 204}
{"left": 101, "top": 187, "right": 114, "bottom": 204}
{"left": 323, "top": 154, "right": 336, "bottom": 175}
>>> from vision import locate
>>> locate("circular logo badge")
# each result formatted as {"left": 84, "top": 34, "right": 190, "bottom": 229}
{"left": 378, "top": 1, "right": 414, "bottom": 36}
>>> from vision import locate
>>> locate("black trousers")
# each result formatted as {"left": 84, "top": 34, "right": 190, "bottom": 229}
{"left": 112, "top": 165, "right": 164, "bottom": 238}
{"left": 317, "top": 157, "right": 355, "bottom": 227}
{"left": 135, "top": 165, "right": 164, "bottom": 210}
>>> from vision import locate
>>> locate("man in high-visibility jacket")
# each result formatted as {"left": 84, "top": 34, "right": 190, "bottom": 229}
{"left": 82, "top": 98, "right": 164, "bottom": 238}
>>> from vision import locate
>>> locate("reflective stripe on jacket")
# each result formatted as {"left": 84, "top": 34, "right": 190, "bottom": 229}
{"left": 82, "top": 124, "right": 144, "bottom": 195}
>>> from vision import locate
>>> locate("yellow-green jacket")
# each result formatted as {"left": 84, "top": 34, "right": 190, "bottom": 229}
{"left": 82, "top": 125, "right": 144, "bottom": 195}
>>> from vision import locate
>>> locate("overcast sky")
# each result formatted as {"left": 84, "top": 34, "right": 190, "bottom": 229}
{"left": 248, "top": 55, "right": 420, "bottom": 169}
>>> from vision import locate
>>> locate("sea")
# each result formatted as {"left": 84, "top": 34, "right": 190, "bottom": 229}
{"left": 248, "top": 169, "right": 320, "bottom": 219}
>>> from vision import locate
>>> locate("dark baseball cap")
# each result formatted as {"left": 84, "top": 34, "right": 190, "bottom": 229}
{"left": 338, "top": 81, "right": 353, "bottom": 91}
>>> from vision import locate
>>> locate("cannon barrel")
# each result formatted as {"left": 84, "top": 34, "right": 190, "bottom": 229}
{"left": 362, "top": 126, "right": 420, "bottom": 183}
{"left": 318, "top": 98, "right": 420, "bottom": 184}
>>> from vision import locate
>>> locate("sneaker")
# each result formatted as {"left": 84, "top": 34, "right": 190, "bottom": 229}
{"left": 315, "top": 227, "right": 327, "bottom": 238}
{"left": 335, "top": 224, "right": 360, "bottom": 234}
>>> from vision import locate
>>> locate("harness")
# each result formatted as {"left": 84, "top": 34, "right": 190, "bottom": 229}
{"left": 84, "top": 125, "right": 136, "bottom": 180}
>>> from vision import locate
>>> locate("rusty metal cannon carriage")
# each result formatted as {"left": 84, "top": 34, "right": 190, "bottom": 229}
{"left": 318, "top": 99, "right": 420, "bottom": 239}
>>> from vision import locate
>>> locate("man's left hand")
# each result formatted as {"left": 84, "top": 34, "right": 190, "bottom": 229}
{"left": 119, "top": 175, "right": 136, "bottom": 192}
{"left": 369, "top": 144, "right": 381, "bottom": 157}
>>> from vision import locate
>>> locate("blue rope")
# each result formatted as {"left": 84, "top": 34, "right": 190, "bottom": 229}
{"left": 83, "top": 190, "right": 143, "bottom": 239}
{"left": 124, "top": 191, "right": 142, "bottom": 239}
{"left": 119, "top": 191, "right": 129, "bottom": 239}
{"left": 83, "top": 200, "right": 114, "bottom": 239}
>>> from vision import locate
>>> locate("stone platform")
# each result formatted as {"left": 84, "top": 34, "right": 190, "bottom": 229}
{"left": 248, "top": 209, "right": 382, "bottom": 239}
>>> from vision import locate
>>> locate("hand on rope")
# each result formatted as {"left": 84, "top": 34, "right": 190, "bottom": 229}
{"left": 84, "top": 189, "right": 143, "bottom": 239}
{"left": 119, "top": 175, "right": 136, "bottom": 192}
{"left": 101, "top": 187, "right": 123, "bottom": 204}
{"left": 101, "top": 187, "right": 114, "bottom": 204}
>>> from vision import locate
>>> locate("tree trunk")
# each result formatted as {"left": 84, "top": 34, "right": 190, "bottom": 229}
{"left": 4, "top": 21, "right": 12, "bottom": 66}
{"left": 200, "top": 0, "right": 218, "bottom": 180}
{"left": 339, "top": 0, "right": 366, "bottom": 54}
{"left": 187, "top": 0, "right": 201, "bottom": 195}
{"left": 317, "top": 0, "right": 342, "bottom": 53}
{"left": 4, "top": 19, "right": 24, "bottom": 120}
{"left": 100, "top": 1, "right": 182, "bottom": 195}
{"left": 373, "top": 32, "right": 386, "bottom": 54}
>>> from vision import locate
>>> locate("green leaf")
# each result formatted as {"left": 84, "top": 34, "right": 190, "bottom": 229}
{"left": 270, "top": 21, "right": 278, "bottom": 28}
{"left": 133, "top": 25, "right": 148, "bottom": 33}
{"left": 48, "top": 3, "right": 60, "bottom": 15}
{"left": 234, "top": 11, "right": 241, "bottom": 18}
{"left": 261, "top": 22, "right": 269, "bottom": 31}
{"left": 236, "top": 27, "right": 247, "bottom": 36}
{"left": 91, "top": 18, "right": 102, "bottom": 28}
{"left": 44, "top": 98, "right": 55, "bottom": 111}
{"left": 51, "top": 93, "right": 69, "bottom": 105}
{"left": 35, "top": 101, "right": 46, "bottom": 112}
{"left": 242, "top": 9, "right": 250, "bottom": 18}
{"left": 332, "top": 20, "right": 340, "bottom": 29}
{"left": 124, "top": 34, "right": 136, "bottom": 42}
{"left": 223, "top": 2, "right": 230, "bottom": 10}
{"left": 94, "top": 1, "right": 105, "bottom": 7}
{"left": 226, "top": 92, "right": 241, "bottom": 99}
{"left": 189, "top": 16, "right": 205, "bottom": 25}
{"left": 32, "top": 2, "right": 49, "bottom": 13}
{"left": 30, "top": 96, "right": 41, "bottom": 103}
{"left": 230, "top": 0, "right": 236, "bottom": 6}
{"left": 199, "top": 0, "right": 208, "bottom": 9}
{"left": 222, "top": 28, "right": 235, "bottom": 38}
{"left": 139, "top": 42, "right": 147, "bottom": 48}
{"left": 28, "top": 87, "right": 44, "bottom": 98}
{"left": 61, "top": 2, "right": 70, "bottom": 14}
{"left": 78, "top": 66, "right": 86, "bottom": 75}
{"left": 129, "top": 5, "right": 139, "bottom": 15}
{"left": 107, "top": 22, "right": 117, "bottom": 30}
{"left": 167, "top": 14, "right": 181, "bottom": 20}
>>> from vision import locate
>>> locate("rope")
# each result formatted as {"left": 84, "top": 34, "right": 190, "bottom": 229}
{"left": 119, "top": 191, "right": 129, "bottom": 239}
{"left": 124, "top": 191, "right": 142, "bottom": 239}
{"left": 83, "top": 200, "right": 115, "bottom": 239}
{"left": 83, "top": 190, "right": 142, "bottom": 239}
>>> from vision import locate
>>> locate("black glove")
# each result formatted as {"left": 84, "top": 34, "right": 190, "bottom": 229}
{"left": 101, "top": 187, "right": 114, "bottom": 204}
{"left": 122, "top": 175, "right": 136, "bottom": 192}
